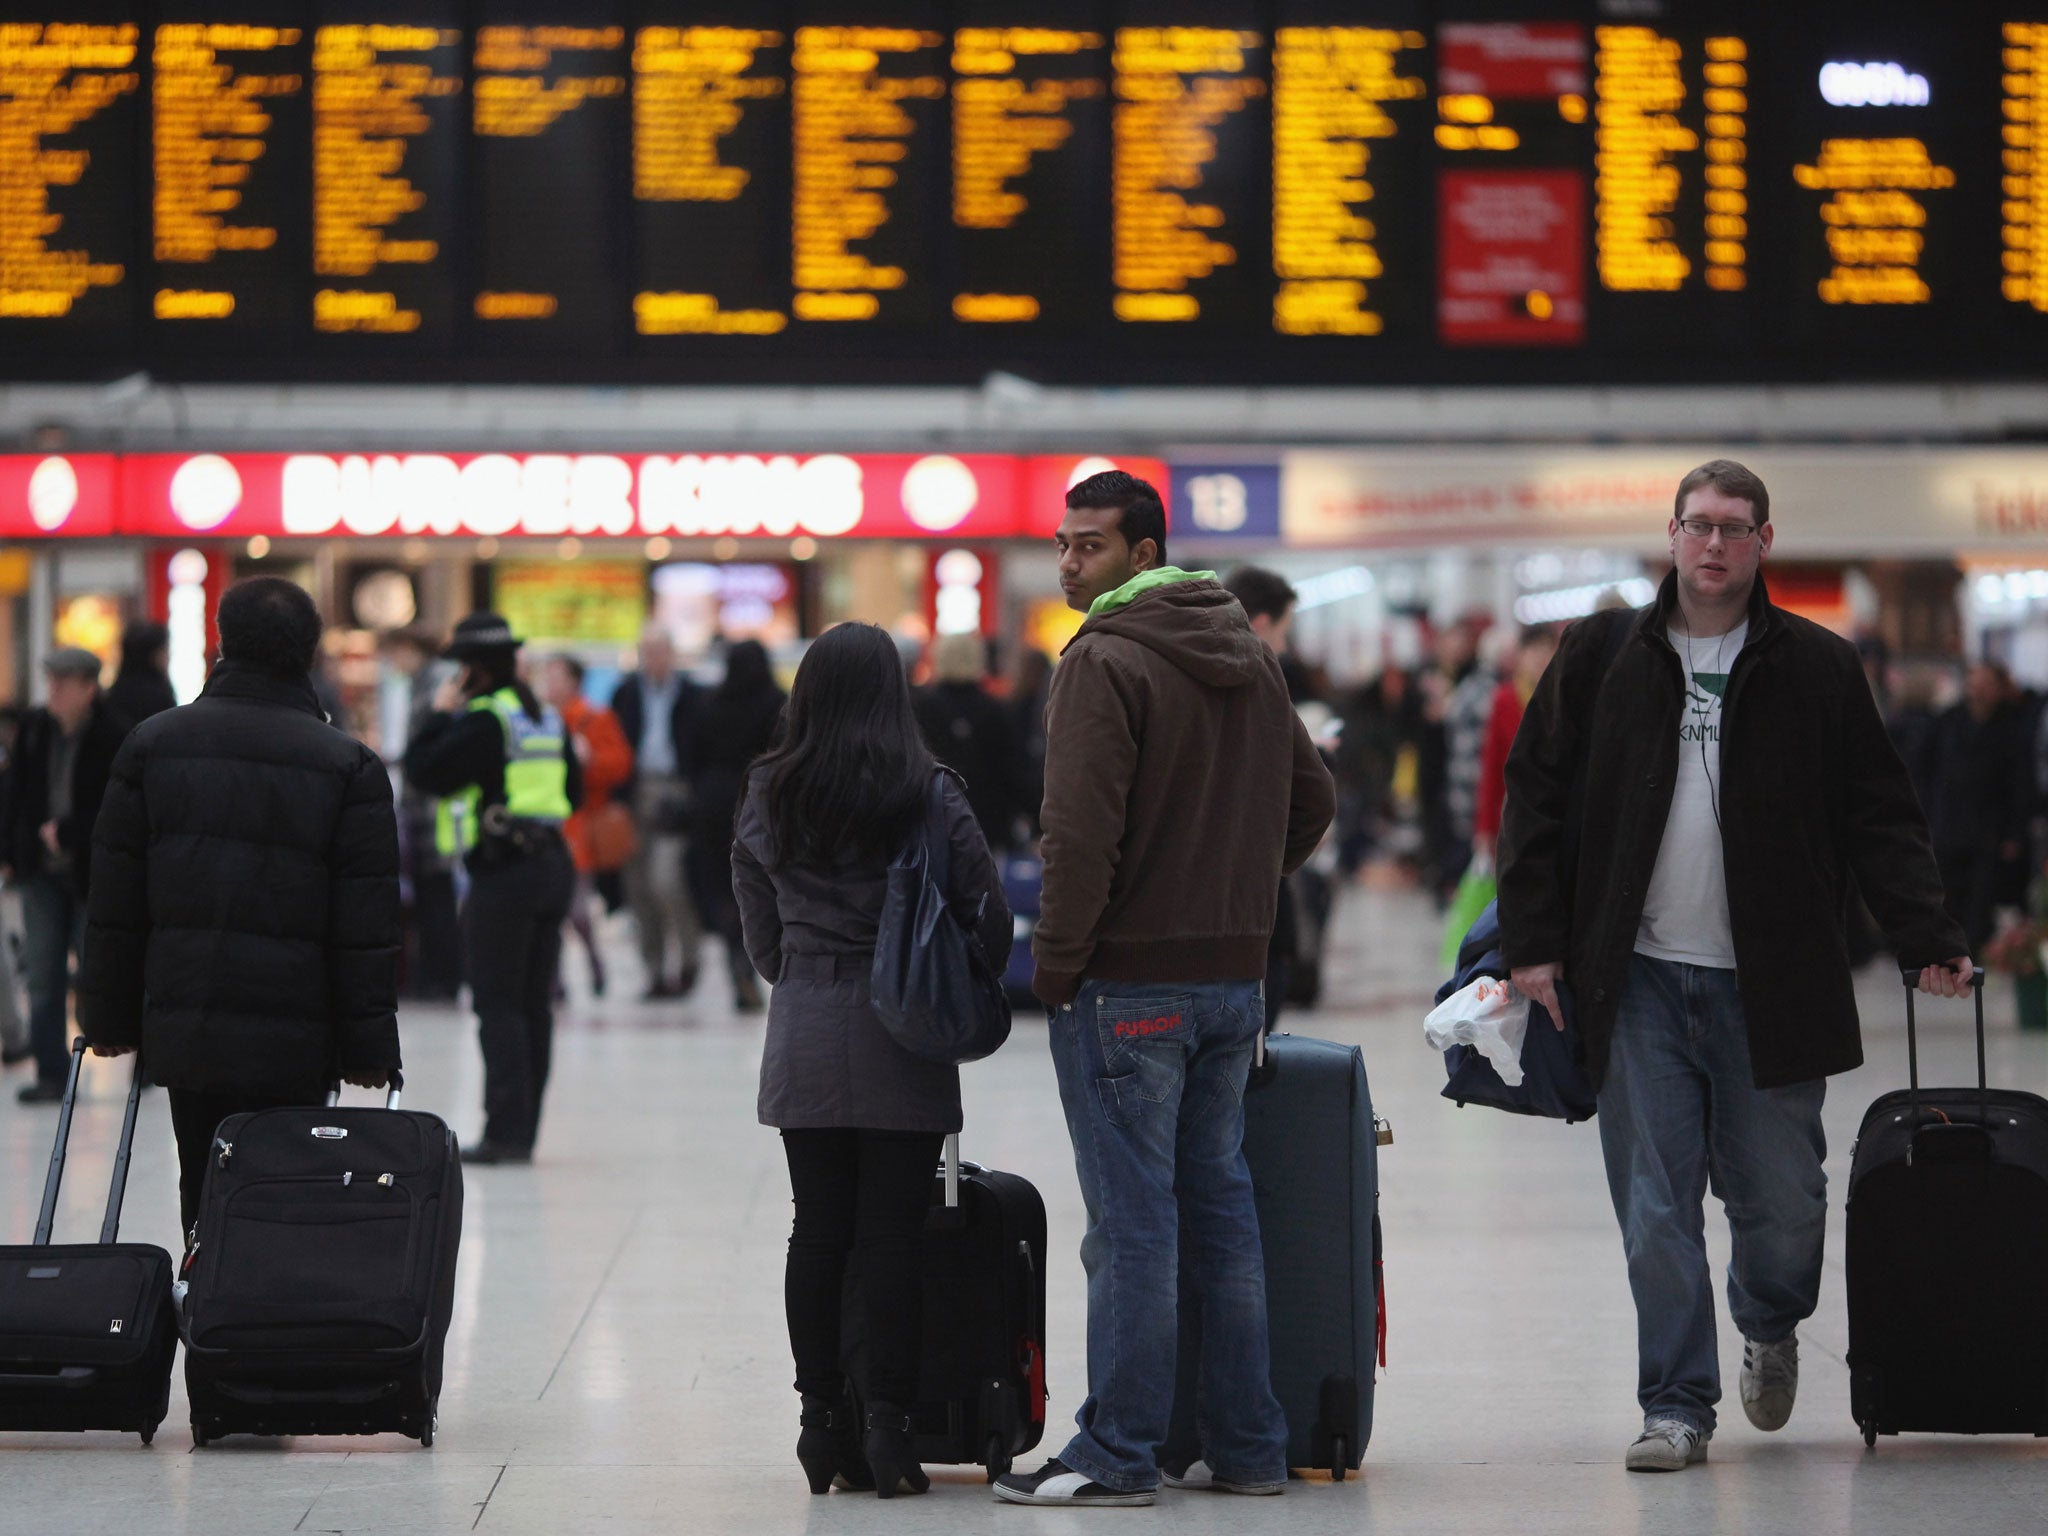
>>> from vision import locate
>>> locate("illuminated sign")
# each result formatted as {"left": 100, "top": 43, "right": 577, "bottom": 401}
{"left": 2005, "top": 23, "right": 2048, "bottom": 315}
{"left": 1818, "top": 61, "right": 1929, "bottom": 108}
{"left": 109, "top": 452, "right": 1034, "bottom": 540}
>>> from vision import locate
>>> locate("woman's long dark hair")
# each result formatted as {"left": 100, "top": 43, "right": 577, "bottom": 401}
{"left": 754, "top": 623, "right": 933, "bottom": 870}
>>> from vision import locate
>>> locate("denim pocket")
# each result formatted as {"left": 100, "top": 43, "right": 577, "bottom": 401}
{"left": 1094, "top": 992, "right": 1196, "bottom": 1066}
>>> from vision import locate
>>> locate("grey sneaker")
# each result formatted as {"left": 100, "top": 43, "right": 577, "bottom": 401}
{"left": 1161, "top": 1459, "right": 1285, "bottom": 1496}
{"left": 1625, "top": 1419, "right": 1710, "bottom": 1472}
{"left": 1741, "top": 1333, "right": 1799, "bottom": 1431}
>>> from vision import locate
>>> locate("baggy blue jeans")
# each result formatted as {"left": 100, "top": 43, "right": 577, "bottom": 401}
{"left": 1599, "top": 953, "right": 1828, "bottom": 1433}
{"left": 1048, "top": 978, "right": 1288, "bottom": 1492}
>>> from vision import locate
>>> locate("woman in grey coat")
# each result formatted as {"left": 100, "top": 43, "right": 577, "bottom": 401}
{"left": 732, "top": 622, "right": 1010, "bottom": 1500}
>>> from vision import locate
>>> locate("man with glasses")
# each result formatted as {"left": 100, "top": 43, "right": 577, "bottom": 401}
{"left": 1497, "top": 459, "right": 1970, "bottom": 1472}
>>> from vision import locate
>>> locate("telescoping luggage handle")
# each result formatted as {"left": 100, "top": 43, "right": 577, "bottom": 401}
{"left": 325, "top": 1077, "right": 404, "bottom": 1111}
{"left": 1900, "top": 963, "right": 1989, "bottom": 1132}
{"left": 33, "top": 1037, "right": 149, "bottom": 1248}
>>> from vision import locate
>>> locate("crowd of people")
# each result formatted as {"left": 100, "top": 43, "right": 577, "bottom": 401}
{"left": 0, "top": 459, "right": 2021, "bottom": 1497}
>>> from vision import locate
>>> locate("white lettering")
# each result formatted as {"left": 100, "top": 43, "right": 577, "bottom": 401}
{"left": 1819, "top": 61, "right": 1930, "bottom": 108}
{"left": 637, "top": 454, "right": 864, "bottom": 538}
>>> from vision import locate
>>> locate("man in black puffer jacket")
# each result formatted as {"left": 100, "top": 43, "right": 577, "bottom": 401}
{"left": 80, "top": 579, "right": 403, "bottom": 1230}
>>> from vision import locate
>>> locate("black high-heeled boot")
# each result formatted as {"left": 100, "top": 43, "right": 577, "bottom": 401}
{"left": 864, "top": 1403, "right": 931, "bottom": 1499}
{"left": 796, "top": 1391, "right": 875, "bottom": 1494}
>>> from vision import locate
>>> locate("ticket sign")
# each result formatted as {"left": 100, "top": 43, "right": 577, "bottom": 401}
{"left": 111, "top": 451, "right": 1034, "bottom": 540}
{"left": 0, "top": 455, "right": 119, "bottom": 538}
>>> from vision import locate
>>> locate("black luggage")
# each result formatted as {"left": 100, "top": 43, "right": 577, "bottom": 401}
{"left": 0, "top": 1038, "right": 176, "bottom": 1443}
{"left": 180, "top": 1081, "right": 462, "bottom": 1446}
{"left": 847, "top": 1135, "right": 1048, "bottom": 1481}
{"left": 1167, "top": 1030, "right": 1383, "bottom": 1479}
{"left": 1847, "top": 970, "right": 2048, "bottom": 1446}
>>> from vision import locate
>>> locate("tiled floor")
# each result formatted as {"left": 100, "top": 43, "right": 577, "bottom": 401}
{"left": 3, "top": 887, "right": 2047, "bottom": 1534}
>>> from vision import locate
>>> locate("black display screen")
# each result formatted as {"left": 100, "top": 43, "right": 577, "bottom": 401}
{"left": 0, "top": 0, "right": 2040, "bottom": 384}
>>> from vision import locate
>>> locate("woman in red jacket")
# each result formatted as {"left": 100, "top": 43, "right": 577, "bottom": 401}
{"left": 1472, "top": 626, "right": 1559, "bottom": 857}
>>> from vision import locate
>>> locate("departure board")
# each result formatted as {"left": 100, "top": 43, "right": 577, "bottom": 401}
{"left": 1110, "top": 6, "right": 1270, "bottom": 328}
{"left": 150, "top": 6, "right": 309, "bottom": 341}
{"left": 309, "top": 7, "right": 464, "bottom": 342}
{"left": 951, "top": 1, "right": 1108, "bottom": 328}
{"left": 1271, "top": 1, "right": 1430, "bottom": 340}
{"left": 0, "top": 15, "right": 141, "bottom": 353}
{"left": 471, "top": 6, "right": 628, "bottom": 353}
{"left": 0, "top": 0, "right": 2043, "bottom": 385}
{"left": 790, "top": 4, "right": 949, "bottom": 326}
{"left": 633, "top": 10, "right": 792, "bottom": 338}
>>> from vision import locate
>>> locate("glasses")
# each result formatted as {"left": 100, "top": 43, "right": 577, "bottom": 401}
{"left": 1677, "top": 518, "right": 1758, "bottom": 542}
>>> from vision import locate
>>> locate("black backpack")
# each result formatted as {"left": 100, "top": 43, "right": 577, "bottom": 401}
{"left": 871, "top": 772, "right": 1012, "bottom": 1065}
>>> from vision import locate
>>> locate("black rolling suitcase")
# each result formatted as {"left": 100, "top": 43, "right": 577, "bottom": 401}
{"left": 180, "top": 1081, "right": 462, "bottom": 1447}
{"left": 1847, "top": 970, "right": 2048, "bottom": 1447}
{"left": 1166, "top": 1030, "right": 1384, "bottom": 1479}
{"left": 0, "top": 1039, "right": 176, "bottom": 1443}
{"left": 847, "top": 1135, "right": 1048, "bottom": 1481}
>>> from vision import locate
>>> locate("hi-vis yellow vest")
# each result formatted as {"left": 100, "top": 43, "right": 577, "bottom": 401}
{"left": 434, "top": 689, "right": 570, "bottom": 857}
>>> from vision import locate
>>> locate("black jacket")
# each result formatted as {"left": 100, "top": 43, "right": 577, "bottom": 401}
{"left": 1498, "top": 573, "right": 1964, "bottom": 1091}
{"left": 913, "top": 682, "right": 1025, "bottom": 851}
{"left": 78, "top": 663, "right": 403, "bottom": 1095}
{"left": 685, "top": 680, "right": 784, "bottom": 843}
{"left": 611, "top": 671, "right": 700, "bottom": 796}
{"left": 0, "top": 699, "right": 126, "bottom": 895}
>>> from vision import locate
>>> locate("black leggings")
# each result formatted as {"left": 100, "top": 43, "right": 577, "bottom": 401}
{"left": 781, "top": 1127, "right": 942, "bottom": 1408}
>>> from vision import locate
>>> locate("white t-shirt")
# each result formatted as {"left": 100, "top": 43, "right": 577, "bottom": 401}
{"left": 1635, "top": 620, "right": 1747, "bottom": 968}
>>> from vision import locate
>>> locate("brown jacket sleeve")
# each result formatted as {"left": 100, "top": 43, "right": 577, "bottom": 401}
{"left": 1282, "top": 713, "right": 1336, "bottom": 875}
{"left": 1033, "top": 645, "right": 1139, "bottom": 1005}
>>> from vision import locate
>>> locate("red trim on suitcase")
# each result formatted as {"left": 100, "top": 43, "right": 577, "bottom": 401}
{"left": 1019, "top": 1337, "right": 1046, "bottom": 1424}
{"left": 1375, "top": 1260, "right": 1387, "bottom": 1371}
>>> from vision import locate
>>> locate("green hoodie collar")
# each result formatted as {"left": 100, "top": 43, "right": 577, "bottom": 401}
{"left": 1087, "top": 566, "right": 1219, "bottom": 618}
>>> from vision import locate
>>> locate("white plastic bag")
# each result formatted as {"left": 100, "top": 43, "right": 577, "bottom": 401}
{"left": 1423, "top": 975, "right": 1529, "bottom": 1087}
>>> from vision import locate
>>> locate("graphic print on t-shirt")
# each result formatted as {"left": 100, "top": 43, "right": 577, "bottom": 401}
{"left": 1637, "top": 622, "right": 1746, "bottom": 969}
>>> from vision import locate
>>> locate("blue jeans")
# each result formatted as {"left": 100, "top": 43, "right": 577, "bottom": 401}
{"left": 18, "top": 873, "right": 84, "bottom": 1089}
{"left": 1048, "top": 978, "right": 1287, "bottom": 1492}
{"left": 1599, "top": 954, "right": 1827, "bottom": 1433}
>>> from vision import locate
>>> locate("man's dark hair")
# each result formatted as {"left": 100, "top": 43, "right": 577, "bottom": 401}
{"left": 1223, "top": 566, "right": 1297, "bottom": 624}
{"left": 217, "top": 577, "right": 323, "bottom": 678}
{"left": 1067, "top": 470, "right": 1168, "bottom": 567}
{"left": 553, "top": 653, "right": 586, "bottom": 686}
{"left": 1674, "top": 458, "right": 1770, "bottom": 526}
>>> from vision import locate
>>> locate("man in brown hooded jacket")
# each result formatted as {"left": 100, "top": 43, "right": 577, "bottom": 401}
{"left": 994, "top": 471, "right": 1334, "bottom": 1509}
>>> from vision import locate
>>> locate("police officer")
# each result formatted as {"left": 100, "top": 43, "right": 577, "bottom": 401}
{"left": 404, "top": 614, "right": 579, "bottom": 1166}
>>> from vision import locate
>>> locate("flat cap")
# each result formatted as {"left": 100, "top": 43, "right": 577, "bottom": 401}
{"left": 42, "top": 646, "right": 102, "bottom": 681}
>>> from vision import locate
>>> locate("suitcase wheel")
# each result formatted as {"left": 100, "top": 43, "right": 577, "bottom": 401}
{"left": 1862, "top": 1421, "right": 1877, "bottom": 1451}
{"left": 139, "top": 1427, "right": 155, "bottom": 1447}
{"left": 1330, "top": 1436, "right": 1348, "bottom": 1481}
{"left": 191, "top": 1426, "right": 210, "bottom": 1449}
{"left": 983, "top": 1434, "right": 1011, "bottom": 1483}
{"left": 420, "top": 1423, "right": 434, "bottom": 1448}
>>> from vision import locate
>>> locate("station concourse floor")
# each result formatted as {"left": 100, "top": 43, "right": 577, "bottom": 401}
{"left": 4, "top": 883, "right": 2047, "bottom": 1535}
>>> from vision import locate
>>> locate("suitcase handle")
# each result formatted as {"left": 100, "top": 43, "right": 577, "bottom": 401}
{"left": 1899, "top": 966, "right": 1988, "bottom": 1134}
{"left": 325, "top": 1081, "right": 404, "bottom": 1111}
{"left": 34, "top": 1039, "right": 149, "bottom": 1248}
{"left": 942, "top": 1133, "right": 959, "bottom": 1210}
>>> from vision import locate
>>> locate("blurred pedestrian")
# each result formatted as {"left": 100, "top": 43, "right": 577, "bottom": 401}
{"left": 997, "top": 473, "right": 1333, "bottom": 1507}
{"left": 1419, "top": 621, "right": 1481, "bottom": 902}
{"left": 733, "top": 622, "right": 1009, "bottom": 1498}
{"left": 539, "top": 655, "right": 634, "bottom": 999}
{"left": 1335, "top": 666, "right": 1420, "bottom": 875}
{"left": 1471, "top": 627, "right": 1559, "bottom": 861}
{"left": 104, "top": 620, "right": 177, "bottom": 729}
{"left": 1926, "top": 660, "right": 2033, "bottom": 952}
{"left": 1499, "top": 460, "right": 1968, "bottom": 1473}
{"left": 78, "top": 580, "right": 401, "bottom": 1229}
{"left": 686, "top": 640, "right": 784, "bottom": 1013}
{"left": 381, "top": 628, "right": 464, "bottom": 1000}
{"left": 1007, "top": 646, "right": 1054, "bottom": 839}
{"left": 1, "top": 648, "right": 125, "bottom": 1101}
{"left": 1223, "top": 565, "right": 1304, "bottom": 1028}
{"left": 1443, "top": 631, "right": 1501, "bottom": 873}
{"left": 913, "top": 632, "right": 1025, "bottom": 853}
{"left": 612, "top": 624, "right": 704, "bottom": 999}
{"left": 405, "top": 615, "right": 580, "bottom": 1166}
